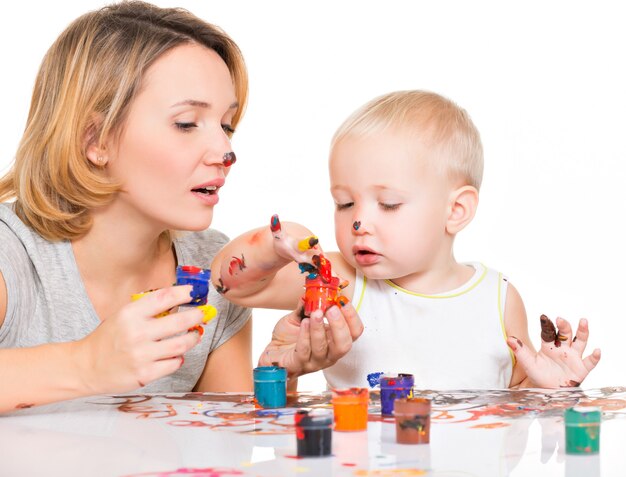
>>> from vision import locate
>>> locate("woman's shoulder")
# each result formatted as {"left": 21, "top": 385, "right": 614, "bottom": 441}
{"left": 174, "top": 228, "right": 230, "bottom": 269}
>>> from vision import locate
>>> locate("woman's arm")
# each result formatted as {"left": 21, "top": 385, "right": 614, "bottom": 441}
{"left": 0, "top": 284, "right": 204, "bottom": 413}
{"left": 193, "top": 318, "right": 254, "bottom": 392}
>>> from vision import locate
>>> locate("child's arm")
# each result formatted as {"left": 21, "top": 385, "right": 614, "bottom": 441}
{"left": 211, "top": 215, "right": 353, "bottom": 309}
{"left": 504, "top": 284, "right": 601, "bottom": 388}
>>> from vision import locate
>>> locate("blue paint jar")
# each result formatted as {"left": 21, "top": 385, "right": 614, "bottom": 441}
{"left": 380, "top": 373, "right": 414, "bottom": 416}
{"left": 176, "top": 265, "right": 210, "bottom": 305}
{"left": 253, "top": 366, "right": 287, "bottom": 408}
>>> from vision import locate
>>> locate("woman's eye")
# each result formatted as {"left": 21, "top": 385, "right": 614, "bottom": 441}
{"left": 221, "top": 124, "right": 236, "bottom": 136}
{"left": 336, "top": 202, "right": 354, "bottom": 211}
{"left": 175, "top": 122, "right": 197, "bottom": 132}
{"left": 380, "top": 203, "right": 401, "bottom": 211}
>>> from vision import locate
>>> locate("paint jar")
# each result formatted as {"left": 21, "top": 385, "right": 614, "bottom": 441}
{"left": 253, "top": 366, "right": 287, "bottom": 409}
{"left": 394, "top": 397, "right": 431, "bottom": 444}
{"left": 303, "top": 275, "right": 341, "bottom": 317}
{"left": 295, "top": 409, "right": 333, "bottom": 457}
{"left": 176, "top": 265, "right": 210, "bottom": 305}
{"left": 380, "top": 373, "right": 414, "bottom": 416}
{"left": 564, "top": 406, "right": 601, "bottom": 454}
{"left": 332, "top": 388, "right": 369, "bottom": 432}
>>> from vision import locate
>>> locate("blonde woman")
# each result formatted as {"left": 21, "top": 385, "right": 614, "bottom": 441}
{"left": 0, "top": 1, "right": 361, "bottom": 413}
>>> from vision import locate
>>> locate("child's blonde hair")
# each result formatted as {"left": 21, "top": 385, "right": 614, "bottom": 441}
{"left": 331, "top": 90, "right": 483, "bottom": 190}
{"left": 0, "top": 1, "right": 248, "bottom": 241}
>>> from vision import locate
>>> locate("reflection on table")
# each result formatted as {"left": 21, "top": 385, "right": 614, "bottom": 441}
{"left": 1, "top": 387, "right": 624, "bottom": 477}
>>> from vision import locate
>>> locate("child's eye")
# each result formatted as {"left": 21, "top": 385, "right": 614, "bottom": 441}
{"left": 335, "top": 202, "right": 354, "bottom": 211}
{"left": 175, "top": 122, "right": 197, "bottom": 132}
{"left": 380, "top": 203, "right": 401, "bottom": 211}
{"left": 221, "top": 124, "right": 236, "bottom": 136}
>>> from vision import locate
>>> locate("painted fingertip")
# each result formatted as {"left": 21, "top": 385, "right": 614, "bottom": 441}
{"left": 337, "top": 295, "right": 349, "bottom": 307}
{"left": 270, "top": 214, "right": 281, "bottom": 232}
{"left": 297, "top": 235, "right": 318, "bottom": 252}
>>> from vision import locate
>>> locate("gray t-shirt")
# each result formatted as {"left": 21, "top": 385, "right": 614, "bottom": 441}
{"left": 0, "top": 203, "right": 251, "bottom": 392}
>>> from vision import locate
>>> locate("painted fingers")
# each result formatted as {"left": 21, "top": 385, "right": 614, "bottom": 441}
{"left": 270, "top": 214, "right": 319, "bottom": 264}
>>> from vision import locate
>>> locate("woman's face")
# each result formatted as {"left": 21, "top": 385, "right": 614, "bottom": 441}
{"left": 105, "top": 42, "right": 238, "bottom": 232}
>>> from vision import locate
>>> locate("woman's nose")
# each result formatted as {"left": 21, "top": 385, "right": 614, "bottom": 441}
{"left": 202, "top": 128, "right": 235, "bottom": 168}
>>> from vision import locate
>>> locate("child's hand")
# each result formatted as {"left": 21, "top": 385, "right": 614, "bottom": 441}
{"left": 269, "top": 214, "right": 319, "bottom": 266}
{"left": 73, "top": 285, "right": 204, "bottom": 393}
{"left": 259, "top": 300, "right": 364, "bottom": 378}
{"left": 507, "top": 315, "right": 601, "bottom": 388}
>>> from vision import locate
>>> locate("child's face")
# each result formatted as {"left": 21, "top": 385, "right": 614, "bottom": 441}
{"left": 330, "top": 131, "right": 454, "bottom": 282}
{"left": 105, "top": 43, "right": 238, "bottom": 232}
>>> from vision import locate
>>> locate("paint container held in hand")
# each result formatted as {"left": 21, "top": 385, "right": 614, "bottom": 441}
{"left": 564, "top": 406, "right": 601, "bottom": 454}
{"left": 253, "top": 366, "right": 287, "bottom": 409}
{"left": 295, "top": 409, "right": 333, "bottom": 457}
{"left": 394, "top": 397, "right": 431, "bottom": 444}
{"left": 332, "top": 388, "right": 369, "bottom": 432}
{"left": 380, "top": 373, "right": 414, "bottom": 416}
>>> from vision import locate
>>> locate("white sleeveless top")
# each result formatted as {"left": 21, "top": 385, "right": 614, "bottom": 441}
{"left": 323, "top": 262, "right": 514, "bottom": 390}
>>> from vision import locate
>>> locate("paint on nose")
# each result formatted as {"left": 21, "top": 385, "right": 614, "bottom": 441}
{"left": 223, "top": 151, "right": 237, "bottom": 167}
{"left": 353, "top": 221, "right": 361, "bottom": 231}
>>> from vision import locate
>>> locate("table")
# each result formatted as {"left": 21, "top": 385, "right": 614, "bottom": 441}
{"left": 1, "top": 387, "right": 625, "bottom": 477}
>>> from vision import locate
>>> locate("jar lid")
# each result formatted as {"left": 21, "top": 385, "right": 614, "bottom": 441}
{"left": 332, "top": 387, "right": 369, "bottom": 403}
{"left": 295, "top": 409, "right": 333, "bottom": 428}
{"left": 394, "top": 397, "right": 431, "bottom": 414}
{"left": 380, "top": 373, "right": 414, "bottom": 387}
{"left": 564, "top": 406, "right": 601, "bottom": 424}
{"left": 253, "top": 366, "right": 287, "bottom": 380}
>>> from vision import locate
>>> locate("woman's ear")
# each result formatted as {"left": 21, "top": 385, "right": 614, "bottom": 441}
{"left": 83, "top": 118, "right": 108, "bottom": 167}
{"left": 446, "top": 185, "right": 479, "bottom": 235}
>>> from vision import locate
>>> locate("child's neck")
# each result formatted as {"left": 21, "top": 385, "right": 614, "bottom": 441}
{"left": 389, "top": 261, "right": 476, "bottom": 295}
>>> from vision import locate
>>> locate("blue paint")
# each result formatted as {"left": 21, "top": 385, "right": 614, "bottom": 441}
{"left": 380, "top": 373, "right": 414, "bottom": 416}
{"left": 176, "top": 266, "right": 210, "bottom": 305}
{"left": 253, "top": 366, "right": 287, "bottom": 408}
{"left": 367, "top": 372, "right": 384, "bottom": 387}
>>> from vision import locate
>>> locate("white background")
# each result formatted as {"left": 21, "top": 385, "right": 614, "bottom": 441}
{"left": 1, "top": 1, "right": 624, "bottom": 392}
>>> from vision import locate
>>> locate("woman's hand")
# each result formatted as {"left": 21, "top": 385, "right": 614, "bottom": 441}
{"left": 259, "top": 301, "right": 364, "bottom": 378}
{"left": 507, "top": 315, "right": 601, "bottom": 388}
{"left": 74, "top": 285, "right": 205, "bottom": 393}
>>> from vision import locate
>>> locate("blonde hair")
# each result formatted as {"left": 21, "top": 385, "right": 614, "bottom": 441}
{"left": 0, "top": 1, "right": 248, "bottom": 241}
{"left": 331, "top": 90, "right": 483, "bottom": 190}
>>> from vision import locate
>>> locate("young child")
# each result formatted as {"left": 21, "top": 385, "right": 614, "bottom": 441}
{"left": 212, "top": 90, "right": 601, "bottom": 390}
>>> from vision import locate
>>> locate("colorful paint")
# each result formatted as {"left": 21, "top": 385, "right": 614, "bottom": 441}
{"left": 394, "top": 397, "right": 431, "bottom": 444}
{"left": 353, "top": 221, "right": 361, "bottom": 231}
{"left": 380, "top": 374, "right": 414, "bottom": 417}
{"left": 253, "top": 366, "right": 287, "bottom": 409}
{"left": 332, "top": 388, "right": 369, "bottom": 432}
{"left": 564, "top": 406, "right": 601, "bottom": 454}
{"left": 301, "top": 254, "right": 347, "bottom": 317}
{"left": 295, "top": 409, "right": 333, "bottom": 457}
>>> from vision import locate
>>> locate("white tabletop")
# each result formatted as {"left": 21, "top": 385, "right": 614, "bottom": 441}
{"left": 1, "top": 387, "right": 624, "bottom": 477}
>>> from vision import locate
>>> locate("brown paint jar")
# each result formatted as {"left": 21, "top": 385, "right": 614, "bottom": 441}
{"left": 394, "top": 397, "right": 431, "bottom": 444}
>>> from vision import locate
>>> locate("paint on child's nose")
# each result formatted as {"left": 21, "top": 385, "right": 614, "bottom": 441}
{"left": 223, "top": 151, "right": 237, "bottom": 167}
{"left": 353, "top": 221, "right": 361, "bottom": 231}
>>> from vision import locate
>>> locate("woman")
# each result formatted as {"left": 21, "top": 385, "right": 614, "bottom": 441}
{"left": 0, "top": 1, "right": 361, "bottom": 413}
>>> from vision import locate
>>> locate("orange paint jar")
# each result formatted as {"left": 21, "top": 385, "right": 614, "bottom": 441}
{"left": 303, "top": 275, "right": 341, "bottom": 317}
{"left": 332, "top": 388, "right": 369, "bottom": 432}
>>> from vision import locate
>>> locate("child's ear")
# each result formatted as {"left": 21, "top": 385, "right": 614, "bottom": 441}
{"left": 446, "top": 185, "right": 479, "bottom": 235}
